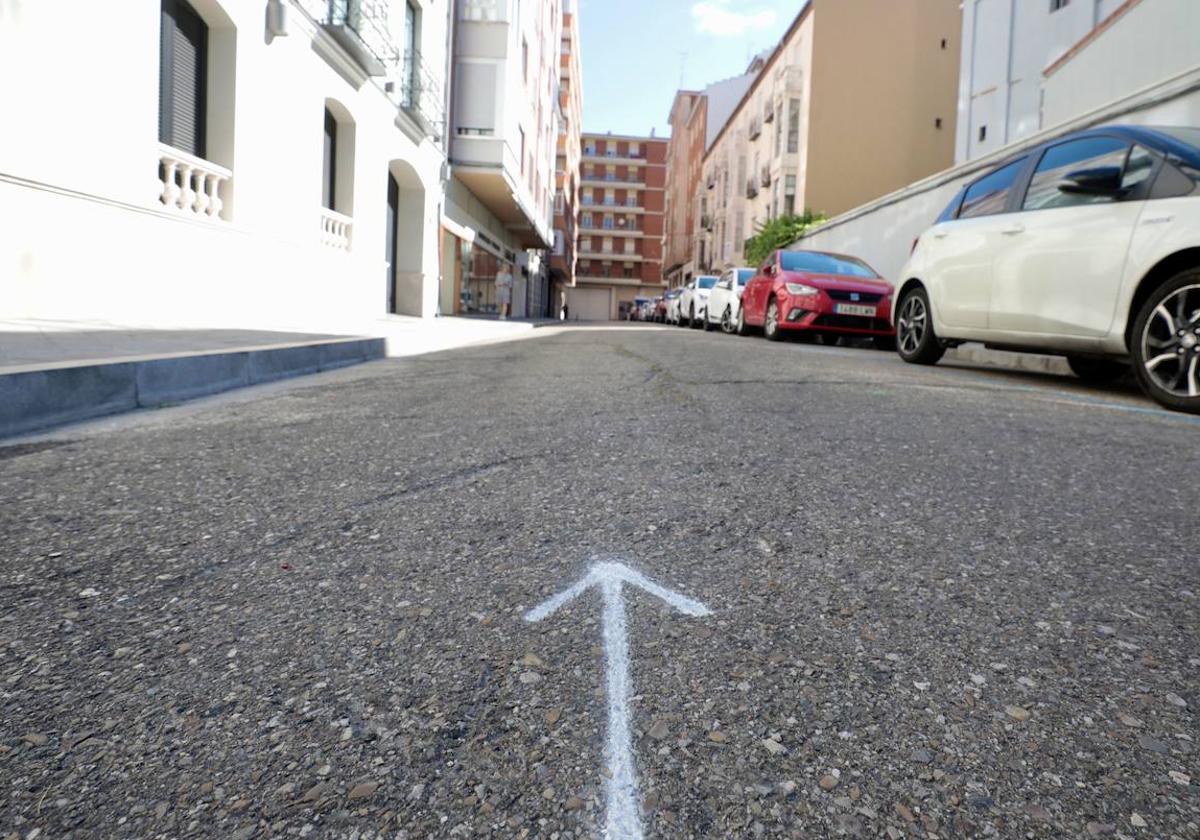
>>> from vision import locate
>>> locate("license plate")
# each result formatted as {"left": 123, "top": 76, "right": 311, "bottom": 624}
{"left": 835, "top": 303, "right": 876, "bottom": 317}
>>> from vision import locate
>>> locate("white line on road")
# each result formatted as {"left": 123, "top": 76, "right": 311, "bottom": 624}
{"left": 524, "top": 560, "right": 710, "bottom": 840}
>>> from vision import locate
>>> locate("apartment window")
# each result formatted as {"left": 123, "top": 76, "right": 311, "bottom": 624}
{"left": 519, "top": 126, "right": 526, "bottom": 173}
{"left": 401, "top": 1, "right": 419, "bottom": 108}
{"left": 774, "top": 99, "right": 783, "bottom": 155}
{"left": 624, "top": 264, "right": 635, "bottom": 278}
{"left": 604, "top": 189, "right": 615, "bottom": 205}
{"left": 737, "top": 154, "right": 746, "bottom": 186}
{"left": 159, "top": 0, "right": 208, "bottom": 157}
{"left": 322, "top": 108, "right": 337, "bottom": 210}
{"left": 582, "top": 212, "right": 593, "bottom": 226}
{"left": 603, "top": 216, "right": 614, "bottom": 229}
{"left": 554, "top": 192, "right": 564, "bottom": 214}
{"left": 787, "top": 97, "right": 800, "bottom": 154}
{"left": 522, "top": 38, "right": 529, "bottom": 82}
{"left": 979, "top": 125, "right": 988, "bottom": 143}
{"left": 630, "top": 141, "right": 640, "bottom": 158}
{"left": 784, "top": 174, "right": 796, "bottom": 216}
{"left": 603, "top": 237, "right": 614, "bottom": 253}
{"left": 624, "top": 239, "right": 635, "bottom": 254}
{"left": 583, "top": 188, "right": 593, "bottom": 205}
{"left": 1050, "top": 0, "right": 1069, "bottom": 11}
{"left": 606, "top": 165, "right": 616, "bottom": 181}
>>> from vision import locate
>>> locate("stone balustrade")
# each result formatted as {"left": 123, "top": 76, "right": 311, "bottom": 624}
{"left": 158, "top": 145, "right": 232, "bottom": 220}
{"left": 320, "top": 208, "right": 353, "bottom": 250}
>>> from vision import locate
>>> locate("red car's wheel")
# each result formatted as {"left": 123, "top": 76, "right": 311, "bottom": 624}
{"left": 764, "top": 299, "right": 783, "bottom": 341}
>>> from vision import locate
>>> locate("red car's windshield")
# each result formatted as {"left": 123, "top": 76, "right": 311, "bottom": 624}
{"left": 779, "top": 251, "right": 877, "bottom": 278}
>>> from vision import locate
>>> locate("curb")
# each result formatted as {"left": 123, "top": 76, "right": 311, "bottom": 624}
{"left": 0, "top": 337, "right": 386, "bottom": 439}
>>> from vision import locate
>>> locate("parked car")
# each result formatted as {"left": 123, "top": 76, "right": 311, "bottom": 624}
{"left": 679, "top": 275, "right": 719, "bottom": 328}
{"left": 894, "top": 125, "right": 1200, "bottom": 413}
{"left": 703, "top": 267, "right": 756, "bottom": 332}
{"left": 629, "top": 296, "right": 652, "bottom": 320}
{"left": 664, "top": 288, "right": 684, "bottom": 325}
{"left": 653, "top": 296, "right": 668, "bottom": 323}
{"left": 639, "top": 298, "right": 657, "bottom": 321}
{"left": 739, "top": 250, "right": 896, "bottom": 347}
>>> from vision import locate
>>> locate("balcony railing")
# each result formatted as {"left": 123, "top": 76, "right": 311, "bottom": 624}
{"left": 158, "top": 144, "right": 231, "bottom": 220}
{"left": 299, "top": 0, "right": 399, "bottom": 75}
{"left": 398, "top": 47, "right": 445, "bottom": 142}
{"left": 746, "top": 178, "right": 759, "bottom": 199}
{"left": 320, "top": 207, "right": 353, "bottom": 250}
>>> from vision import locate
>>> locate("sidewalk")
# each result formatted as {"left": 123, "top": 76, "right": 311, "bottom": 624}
{"left": 0, "top": 315, "right": 558, "bottom": 439}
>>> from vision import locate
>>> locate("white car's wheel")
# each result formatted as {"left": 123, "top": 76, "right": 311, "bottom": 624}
{"left": 1131, "top": 270, "right": 1200, "bottom": 413}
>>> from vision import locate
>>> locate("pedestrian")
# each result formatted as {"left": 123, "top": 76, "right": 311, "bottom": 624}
{"left": 495, "top": 263, "right": 514, "bottom": 320}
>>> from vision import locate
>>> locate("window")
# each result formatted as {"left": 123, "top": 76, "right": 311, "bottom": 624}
{"left": 774, "top": 98, "right": 783, "bottom": 155}
{"left": 959, "top": 158, "right": 1027, "bottom": 219}
{"left": 787, "top": 98, "right": 800, "bottom": 154}
{"left": 522, "top": 38, "right": 529, "bottom": 82}
{"left": 1022, "top": 137, "right": 1129, "bottom": 211}
{"left": 1050, "top": 0, "right": 1069, "bottom": 11}
{"left": 603, "top": 216, "right": 614, "bottom": 229}
{"left": 784, "top": 174, "right": 796, "bottom": 216}
{"left": 935, "top": 117, "right": 943, "bottom": 129}
{"left": 779, "top": 251, "right": 877, "bottom": 278}
{"left": 519, "top": 126, "right": 526, "bottom": 174}
{"left": 322, "top": 108, "right": 337, "bottom": 211}
{"left": 624, "top": 240, "right": 635, "bottom": 254}
{"left": 159, "top": 0, "right": 208, "bottom": 157}
{"left": 581, "top": 212, "right": 593, "bottom": 227}
{"left": 402, "top": 1, "right": 419, "bottom": 108}
{"left": 630, "top": 141, "right": 640, "bottom": 157}
{"left": 978, "top": 125, "right": 987, "bottom": 143}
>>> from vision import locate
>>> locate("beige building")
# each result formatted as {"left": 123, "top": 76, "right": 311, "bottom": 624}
{"left": 700, "top": 0, "right": 961, "bottom": 270}
{"left": 551, "top": 0, "right": 584, "bottom": 301}
{"left": 445, "top": 0, "right": 562, "bottom": 316}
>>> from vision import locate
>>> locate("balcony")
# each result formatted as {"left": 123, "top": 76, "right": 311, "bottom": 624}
{"left": 581, "top": 173, "right": 644, "bottom": 188}
{"left": 746, "top": 178, "right": 759, "bottom": 199}
{"left": 700, "top": 214, "right": 713, "bottom": 231}
{"left": 299, "top": 0, "right": 399, "bottom": 76}
{"left": 760, "top": 166, "right": 772, "bottom": 187}
{"left": 158, "top": 144, "right": 231, "bottom": 221}
{"left": 764, "top": 103, "right": 775, "bottom": 123}
{"left": 396, "top": 47, "right": 445, "bottom": 143}
{"left": 320, "top": 208, "right": 353, "bottom": 250}
{"left": 749, "top": 118, "right": 762, "bottom": 141}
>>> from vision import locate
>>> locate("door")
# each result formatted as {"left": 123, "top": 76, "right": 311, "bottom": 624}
{"left": 570, "top": 288, "right": 611, "bottom": 321}
{"left": 929, "top": 157, "right": 1028, "bottom": 331}
{"left": 386, "top": 173, "right": 398, "bottom": 314}
{"left": 709, "top": 275, "right": 732, "bottom": 323}
{"left": 989, "top": 138, "right": 1152, "bottom": 338}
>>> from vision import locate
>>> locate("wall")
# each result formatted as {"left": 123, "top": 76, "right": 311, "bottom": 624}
{"left": 0, "top": 0, "right": 448, "bottom": 331}
{"left": 792, "top": 71, "right": 1200, "bottom": 289}
{"left": 1043, "top": 0, "right": 1200, "bottom": 127}
{"left": 955, "top": 0, "right": 1126, "bottom": 163}
{"left": 805, "top": 0, "right": 960, "bottom": 219}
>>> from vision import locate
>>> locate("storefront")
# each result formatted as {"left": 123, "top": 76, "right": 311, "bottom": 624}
{"left": 439, "top": 222, "right": 515, "bottom": 316}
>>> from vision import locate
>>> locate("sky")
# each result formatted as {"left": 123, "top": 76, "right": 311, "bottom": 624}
{"left": 577, "top": 0, "right": 802, "bottom": 138}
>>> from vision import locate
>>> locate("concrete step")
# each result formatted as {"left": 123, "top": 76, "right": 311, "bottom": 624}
{"left": 0, "top": 336, "right": 385, "bottom": 439}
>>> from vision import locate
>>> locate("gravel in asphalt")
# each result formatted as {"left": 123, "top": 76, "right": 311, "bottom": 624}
{"left": 1, "top": 324, "right": 1197, "bottom": 839}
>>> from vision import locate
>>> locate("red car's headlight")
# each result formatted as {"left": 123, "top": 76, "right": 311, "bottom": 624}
{"left": 784, "top": 282, "right": 818, "bottom": 296}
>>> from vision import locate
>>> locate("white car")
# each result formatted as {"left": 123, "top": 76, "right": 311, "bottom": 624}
{"left": 678, "top": 275, "right": 718, "bottom": 328}
{"left": 664, "top": 288, "right": 684, "bottom": 324}
{"left": 703, "top": 267, "right": 755, "bottom": 333}
{"left": 895, "top": 125, "right": 1200, "bottom": 414}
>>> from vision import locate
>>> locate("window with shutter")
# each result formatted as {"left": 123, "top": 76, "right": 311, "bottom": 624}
{"left": 323, "top": 109, "right": 338, "bottom": 211}
{"left": 159, "top": 0, "right": 208, "bottom": 158}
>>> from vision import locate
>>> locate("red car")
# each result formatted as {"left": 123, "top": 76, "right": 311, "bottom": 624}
{"left": 738, "top": 249, "right": 896, "bottom": 348}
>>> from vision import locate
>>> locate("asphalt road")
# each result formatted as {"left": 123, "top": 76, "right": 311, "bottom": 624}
{"left": 2, "top": 325, "right": 1197, "bottom": 840}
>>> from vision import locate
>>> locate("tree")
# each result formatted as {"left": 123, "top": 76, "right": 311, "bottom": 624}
{"left": 743, "top": 210, "right": 828, "bottom": 267}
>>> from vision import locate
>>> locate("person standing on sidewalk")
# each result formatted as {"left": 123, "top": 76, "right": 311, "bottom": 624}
{"left": 495, "top": 263, "right": 514, "bottom": 320}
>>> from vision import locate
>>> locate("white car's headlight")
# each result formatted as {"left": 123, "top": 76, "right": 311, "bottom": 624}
{"left": 785, "top": 282, "right": 818, "bottom": 296}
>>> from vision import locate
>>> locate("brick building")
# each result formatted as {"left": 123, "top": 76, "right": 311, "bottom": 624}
{"left": 567, "top": 132, "right": 668, "bottom": 320}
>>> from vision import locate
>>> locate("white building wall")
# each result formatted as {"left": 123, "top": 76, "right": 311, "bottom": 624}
{"left": 0, "top": 0, "right": 449, "bottom": 331}
{"left": 956, "top": 0, "right": 1125, "bottom": 163}
{"left": 1043, "top": 0, "right": 1200, "bottom": 128}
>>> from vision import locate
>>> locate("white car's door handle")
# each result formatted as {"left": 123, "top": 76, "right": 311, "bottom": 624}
{"left": 1001, "top": 224, "right": 1026, "bottom": 236}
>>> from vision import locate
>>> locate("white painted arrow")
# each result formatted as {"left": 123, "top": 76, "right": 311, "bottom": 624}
{"left": 524, "top": 561, "right": 710, "bottom": 840}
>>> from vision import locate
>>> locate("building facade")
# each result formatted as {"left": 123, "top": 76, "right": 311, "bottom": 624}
{"left": 550, "top": 0, "right": 584, "bottom": 308}
{"left": 568, "top": 133, "right": 668, "bottom": 320}
{"left": 956, "top": 0, "right": 1128, "bottom": 163}
{"left": 698, "top": 0, "right": 961, "bottom": 271}
{"left": 2, "top": 0, "right": 450, "bottom": 331}
{"left": 663, "top": 91, "right": 702, "bottom": 286}
{"left": 443, "top": 0, "right": 561, "bottom": 317}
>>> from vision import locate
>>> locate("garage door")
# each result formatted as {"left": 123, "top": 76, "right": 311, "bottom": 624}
{"left": 569, "top": 288, "right": 611, "bottom": 321}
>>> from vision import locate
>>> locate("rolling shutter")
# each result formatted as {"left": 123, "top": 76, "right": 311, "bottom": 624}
{"left": 159, "top": 0, "right": 207, "bottom": 158}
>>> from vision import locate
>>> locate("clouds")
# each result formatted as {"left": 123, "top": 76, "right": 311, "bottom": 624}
{"left": 691, "top": 0, "right": 778, "bottom": 37}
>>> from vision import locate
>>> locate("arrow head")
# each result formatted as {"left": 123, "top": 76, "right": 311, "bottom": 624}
{"left": 524, "top": 560, "right": 710, "bottom": 623}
